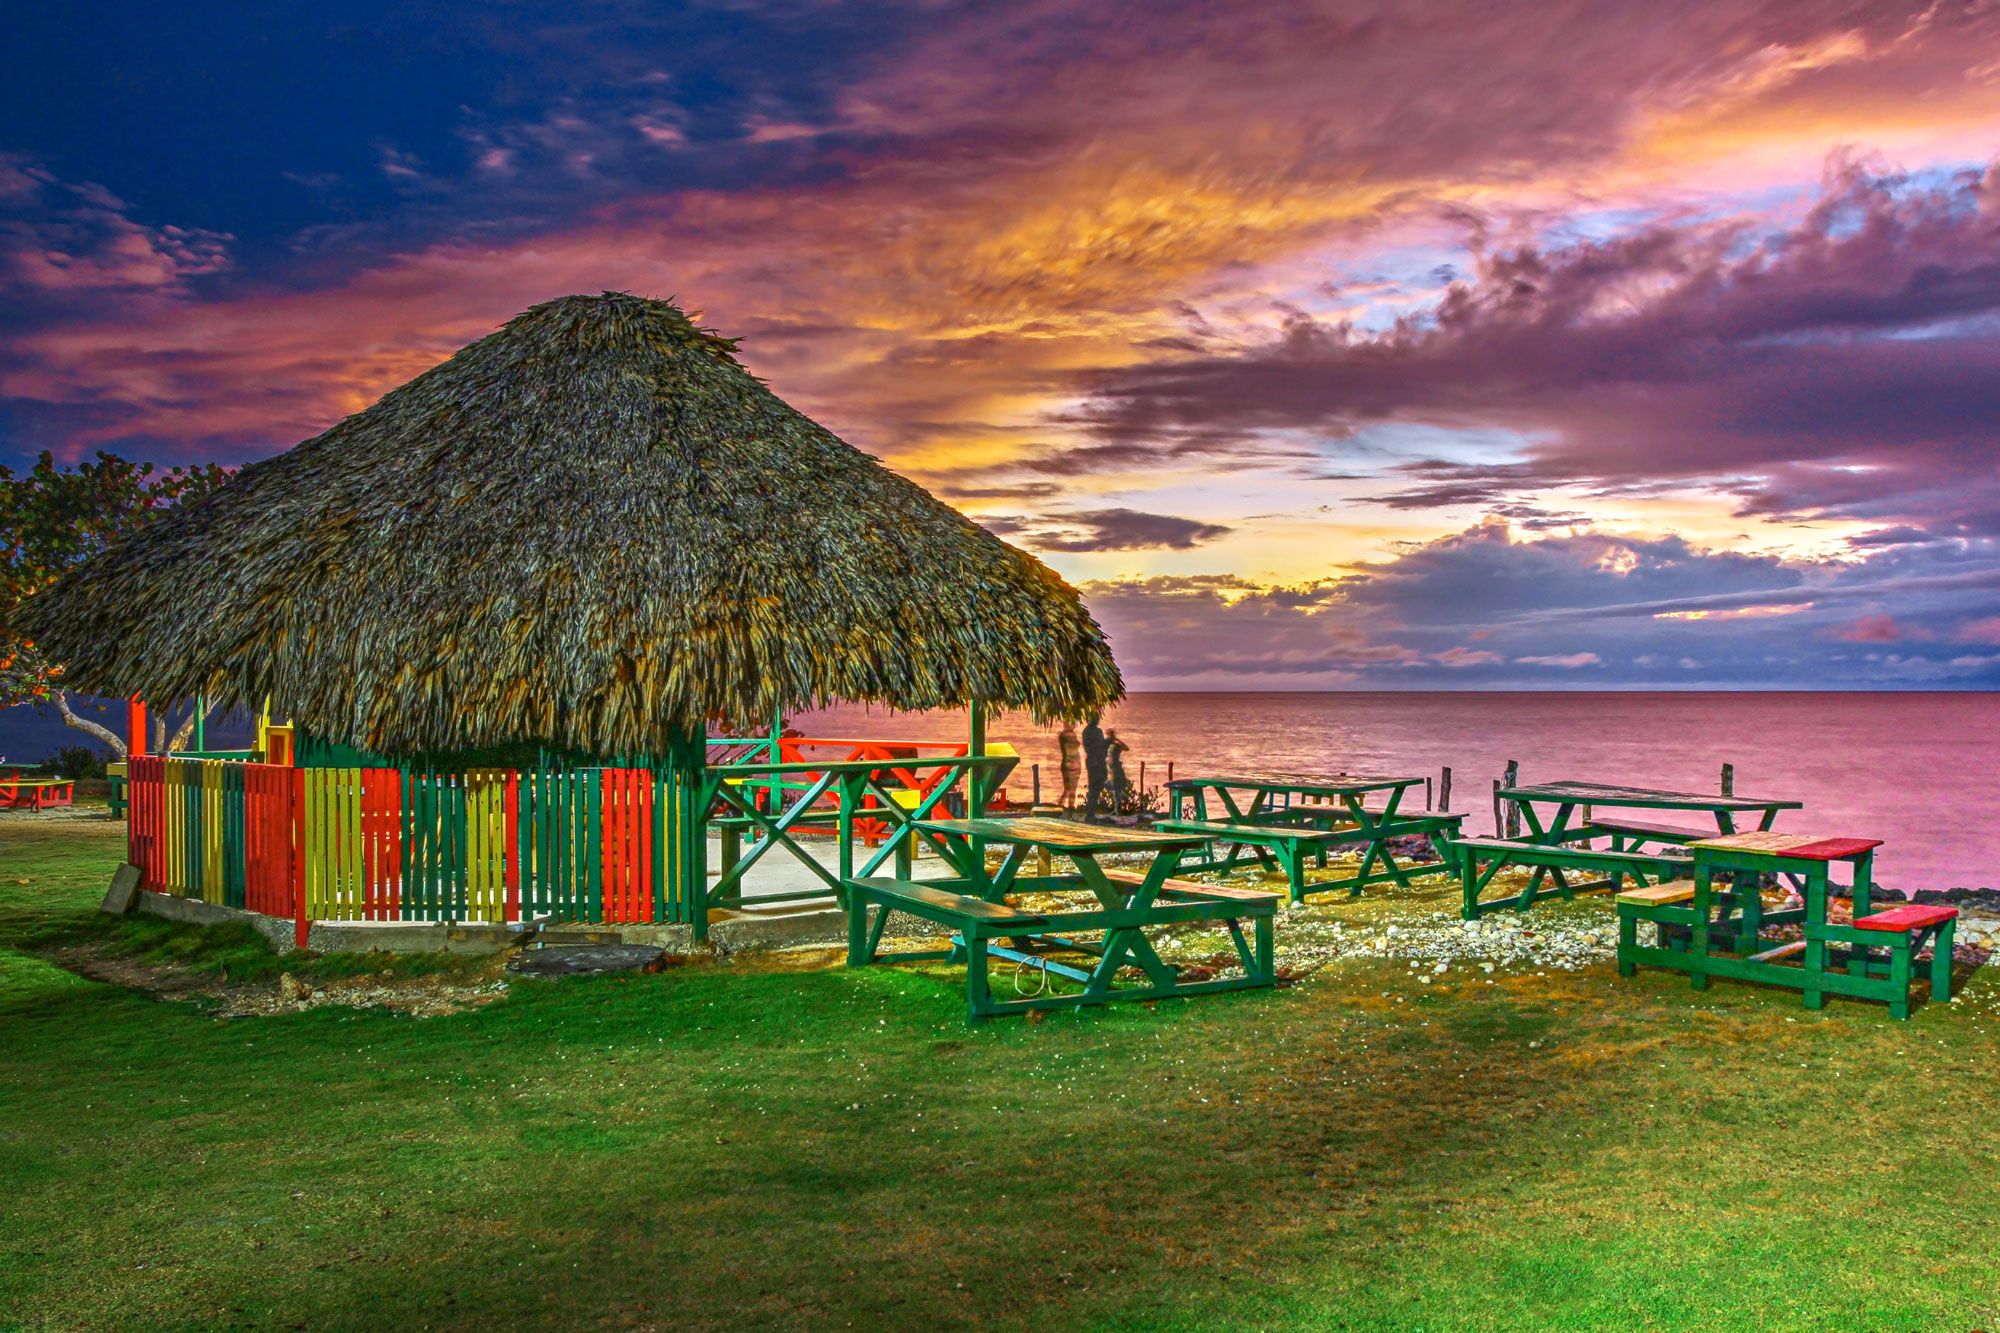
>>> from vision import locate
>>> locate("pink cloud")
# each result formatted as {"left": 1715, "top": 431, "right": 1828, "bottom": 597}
{"left": 1956, "top": 615, "right": 2000, "bottom": 645}
{"left": 1829, "top": 613, "right": 1902, "bottom": 642}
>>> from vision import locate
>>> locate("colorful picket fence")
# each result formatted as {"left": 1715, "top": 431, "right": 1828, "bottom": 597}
{"left": 128, "top": 757, "right": 699, "bottom": 929}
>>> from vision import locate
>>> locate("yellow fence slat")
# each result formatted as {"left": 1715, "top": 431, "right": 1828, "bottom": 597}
{"left": 203, "top": 762, "right": 226, "bottom": 904}
{"left": 303, "top": 768, "right": 365, "bottom": 922}
{"left": 465, "top": 769, "right": 508, "bottom": 924}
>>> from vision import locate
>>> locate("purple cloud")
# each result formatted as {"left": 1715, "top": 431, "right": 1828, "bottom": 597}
{"left": 1081, "top": 519, "right": 2000, "bottom": 688}
{"left": 1076, "top": 162, "right": 2000, "bottom": 537}
{"left": 984, "top": 508, "right": 1231, "bottom": 552}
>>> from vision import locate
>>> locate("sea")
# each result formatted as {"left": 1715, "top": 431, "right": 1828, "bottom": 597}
{"left": 793, "top": 692, "right": 2000, "bottom": 894}
{"left": 9, "top": 691, "right": 1996, "bottom": 892}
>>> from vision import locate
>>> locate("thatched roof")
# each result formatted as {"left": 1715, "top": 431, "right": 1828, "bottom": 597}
{"left": 22, "top": 293, "right": 1123, "bottom": 756}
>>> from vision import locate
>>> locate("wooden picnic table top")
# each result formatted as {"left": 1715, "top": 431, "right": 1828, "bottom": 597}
{"left": 917, "top": 816, "right": 1209, "bottom": 855}
{"left": 1499, "top": 780, "right": 1800, "bottom": 813}
{"left": 1166, "top": 772, "right": 1425, "bottom": 797}
{"left": 1689, "top": 832, "right": 1882, "bottom": 861}
{"left": 0, "top": 775, "right": 71, "bottom": 787}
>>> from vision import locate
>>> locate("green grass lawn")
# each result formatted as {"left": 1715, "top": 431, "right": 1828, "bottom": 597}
{"left": 1, "top": 813, "right": 1995, "bottom": 1331}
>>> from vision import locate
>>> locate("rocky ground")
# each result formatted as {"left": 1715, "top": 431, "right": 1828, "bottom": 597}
{"left": 52, "top": 943, "right": 513, "bottom": 1018}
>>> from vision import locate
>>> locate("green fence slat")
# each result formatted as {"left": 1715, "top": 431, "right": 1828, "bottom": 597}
{"left": 585, "top": 771, "right": 603, "bottom": 922}
{"left": 223, "top": 765, "right": 247, "bottom": 909}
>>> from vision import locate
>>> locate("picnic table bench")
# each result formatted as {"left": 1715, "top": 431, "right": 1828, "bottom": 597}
{"left": 1464, "top": 779, "right": 1801, "bottom": 917}
{"left": 1616, "top": 832, "right": 1955, "bottom": 1019}
{"left": 1164, "top": 774, "right": 1462, "bottom": 902}
{"left": 845, "top": 816, "right": 1278, "bottom": 1024}
{"left": 1453, "top": 836, "right": 1693, "bottom": 919}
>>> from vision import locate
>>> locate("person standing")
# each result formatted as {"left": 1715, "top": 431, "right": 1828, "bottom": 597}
{"left": 1081, "top": 713, "right": 1109, "bottom": 822}
{"left": 1057, "top": 722, "right": 1082, "bottom": 811}
{"left": 1106, "top": 728, "right": 1131, "bottom": 817}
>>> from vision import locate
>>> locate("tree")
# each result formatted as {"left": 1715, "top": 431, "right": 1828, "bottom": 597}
{"left": 1, "top": 450, "right": 229, "bottom": 758}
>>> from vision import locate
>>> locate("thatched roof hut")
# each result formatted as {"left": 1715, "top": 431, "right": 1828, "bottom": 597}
{"left": 23, "top": 292, "right": 1123, "bottom": 757}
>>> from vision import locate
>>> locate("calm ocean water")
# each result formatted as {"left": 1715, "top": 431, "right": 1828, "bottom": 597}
{"left": 9, "top": 691, "right": 1993, "bottom": 891}
{"left": 796, "top": 692, "right": 2000, "bottom": 893}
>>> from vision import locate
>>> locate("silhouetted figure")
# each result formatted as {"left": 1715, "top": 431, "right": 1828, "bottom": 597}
{"left": 1081, "top": 713, "right": 1109, "bottom": 822}
{"left": 1057, "top": 722, "right": 1082, "bottom": 811}
{"left": 1106, "top": 728, "right": 1130, "bottom": 817}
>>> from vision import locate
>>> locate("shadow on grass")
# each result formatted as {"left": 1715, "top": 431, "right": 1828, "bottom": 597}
{"left": 0, "top": 947, "right": 1692, "bottom": 1329}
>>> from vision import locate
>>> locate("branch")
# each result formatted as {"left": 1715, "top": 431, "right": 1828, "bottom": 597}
{"left": 166, "top": 699, "right": 214, "bottom": 753}
{"left": 51, "top": 691, "right": 127, "bottom": 760}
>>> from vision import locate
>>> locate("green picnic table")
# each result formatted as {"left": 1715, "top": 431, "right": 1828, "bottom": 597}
{"left": 1160, "top": 773, "right": 1463, "bottom": 902}
{"left": 1616, "top": 832, "right": 1958, "bottom": 1019}
{"left": 844, "top": 815, "right": 1278, "bottom": 1023}
{"left": 1464, "top": 779, "right": 1802, "bottom": 916}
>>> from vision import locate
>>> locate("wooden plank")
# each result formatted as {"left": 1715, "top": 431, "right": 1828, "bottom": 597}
{"left": 1615, "top": 883, "right": 1697, "bottom": 906}
{"left": 917, "top": 816, "right": 1207, "bottom": 853}
{"left": 1590, "top": 815, "right": 1716, "bottom": 842}
{"left": 1853, "top": 905, "right": 1957, "bottom": 933}
{"left": 1502, "top": 779, "right": 1801, "bottom": 812}
{"left": 1166, "top": 772, "right": 1423, "bottom": 797}
{"left": 1099, "top": 868, "right": 1277, "bottom": 904}
{"left": 1154, "top": 819, "right": 1342, "bottom": 846}
{"left": 1744, "top": 940, "right": 1808, "bottom": 964}
{"left": 1690, "top": 832, "right": 1882, "bottom": 860}
{"left": 847, "top": 877, "right": 1047, "bottom": 925}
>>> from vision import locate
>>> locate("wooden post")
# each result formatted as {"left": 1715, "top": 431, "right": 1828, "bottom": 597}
{"left": 1502, "top": 760, "right": 1520, "bottom": 837}
{"left": 1720, "top": 762, "right": 1734, "bottom": 797}
{"left": 764, "top": 708, "right": 784, "bottom": 844}
{"left": 1031, "top": 763, "right": 1041, "bottom": 806}
{"left": 127, "top": 696, "right": 148, "bottom": 757}
{"left": 664, "top": 727, "right": 709, "bottom": 940}
{"left": 1138, "top": 760, "right": 1147, "bottom": 797}
{"left": 1439, "top": 766, "right": 1453, "bottom": 814}
{"left": 967, "top": 699, "right": 989, "bottom": 817}
{"left": 1492, "top": 779, "right": 1503, "bottom": 838}
{"left": 1424, "top": 777, "right": 1433, "bottom": 810}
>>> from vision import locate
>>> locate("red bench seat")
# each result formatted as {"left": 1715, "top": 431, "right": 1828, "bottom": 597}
{"left": 1853, "top": 904, "right": 1958, "bottom": 933}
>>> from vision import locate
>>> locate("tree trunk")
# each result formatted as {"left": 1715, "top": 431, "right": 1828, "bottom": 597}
{"left": 52, "top": 691, "right": 127, "bottom": 760}
{"left": 166, "top": 701, "right": 212, "bottom": 754}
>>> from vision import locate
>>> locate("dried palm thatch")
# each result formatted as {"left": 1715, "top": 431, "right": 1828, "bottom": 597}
{"left": 22, "top": 293, "right": 1123, "bottom": 756}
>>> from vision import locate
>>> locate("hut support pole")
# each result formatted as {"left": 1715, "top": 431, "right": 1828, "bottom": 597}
{"left": 664, "top": 728, "right": 710, "bottom": 940}
{"left": 192, "top": 696, "right": 206, "bottom": 751}
{"left": 967, "top": 700, "right": 989, "bottom": 817}
{"left": 127, "top": 696, "right": 147, "bottom": 757}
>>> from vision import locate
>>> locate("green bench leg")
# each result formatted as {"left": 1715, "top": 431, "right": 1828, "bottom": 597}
{"left": 1888, "top": 943, "right": 1912, "bottom": 1020}
{"left": 846, "top": 899, "right": 872, "bottom": 966}
{"left": 1801, "top": 868, "right": 1826, "bottom": 1011}
{"left": 966, "top": 936, "right": 993, "bottom": 1024}
{"left": 1932, "top": 921, "right": 1955, "bottom": 1003}
{"left": 1617, "top": 910, "right": 1638, "bottom": 977}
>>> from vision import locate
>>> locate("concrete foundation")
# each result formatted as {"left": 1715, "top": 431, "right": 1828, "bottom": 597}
{"left": 124, "top": 828, "right": 954, "bottom": 958}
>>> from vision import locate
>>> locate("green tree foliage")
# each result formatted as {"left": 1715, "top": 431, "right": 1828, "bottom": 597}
{"left": 1, "top": 450, "right": 228, "bottom": 752}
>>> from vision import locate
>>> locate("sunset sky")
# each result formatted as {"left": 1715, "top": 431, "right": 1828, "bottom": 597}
{"left": 7, "top": 1, "right": 2000, "bottom": 689}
